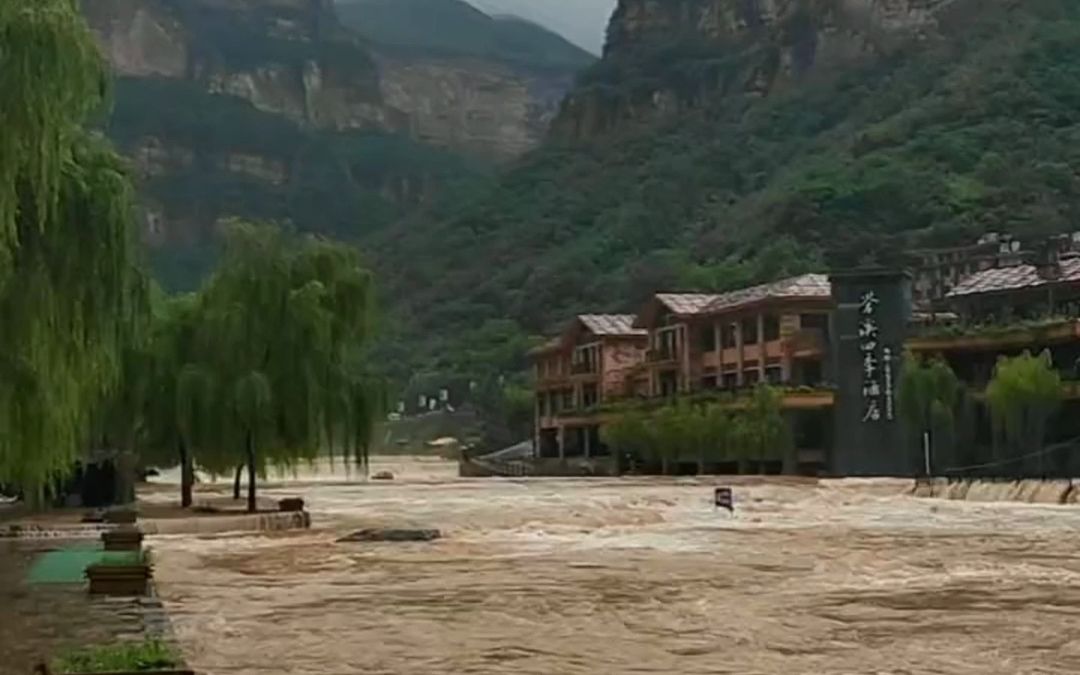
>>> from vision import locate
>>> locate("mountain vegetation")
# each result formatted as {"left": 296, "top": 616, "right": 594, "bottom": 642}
{"left": 107, "top": 75, "right": 481, "bottom": 290}
{"left": 371, "top": 0, "right": 1080, "bottom": 384}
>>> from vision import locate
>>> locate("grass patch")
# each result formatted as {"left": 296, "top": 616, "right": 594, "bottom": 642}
{"left": 52, "top": 640, "right": 180, "bottom": 673}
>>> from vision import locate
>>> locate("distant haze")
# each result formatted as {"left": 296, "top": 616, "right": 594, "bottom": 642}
{"left": 465, "top": 0, "right": 616, "bottom": 54}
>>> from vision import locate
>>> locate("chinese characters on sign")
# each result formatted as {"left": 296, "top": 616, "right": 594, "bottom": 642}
{"left": 858, "top": 291, "right": 894, "bottom": 423}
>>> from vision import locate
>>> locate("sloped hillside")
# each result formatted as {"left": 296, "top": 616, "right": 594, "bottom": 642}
{"left": 373, "top": 0, "right": 1080, "bottom": 379}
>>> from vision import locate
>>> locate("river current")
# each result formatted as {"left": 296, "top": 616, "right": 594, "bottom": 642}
{"left": 150, "top": 458, "right": 1080, "bottom": 674}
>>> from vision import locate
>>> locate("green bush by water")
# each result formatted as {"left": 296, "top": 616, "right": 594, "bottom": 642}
{"left": 52, "top": 640, "right": 179, "bottom": 673}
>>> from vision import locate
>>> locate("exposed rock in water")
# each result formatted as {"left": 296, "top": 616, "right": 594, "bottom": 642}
{"left": 337, "top": 528, "right": 441, "bottom": 542}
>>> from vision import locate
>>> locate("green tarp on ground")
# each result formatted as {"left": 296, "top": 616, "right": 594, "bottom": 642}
{"left": 27, "top": 546, "right": 140, "bottom": 584}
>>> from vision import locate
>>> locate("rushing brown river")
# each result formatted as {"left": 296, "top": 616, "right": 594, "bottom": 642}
{"left": 150, "top": 458, "right": 1080, "bottom": 674}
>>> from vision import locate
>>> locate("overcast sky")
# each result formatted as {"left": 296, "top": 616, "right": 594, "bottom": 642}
{"left": 465, "top": 0, "right": 617, "bottom": 54}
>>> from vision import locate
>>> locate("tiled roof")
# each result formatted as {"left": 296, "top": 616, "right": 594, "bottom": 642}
{"left": 704, "top": 273, "right": 832, "bottom": 313}
{"left": 655, "top": 293, "right": 721, "bottom": 316}
{"left": 578, "top": 314, "right": 646, "bottom": 337}
{"left": 948, "top": 258, "right": 1080, "bottom": 298}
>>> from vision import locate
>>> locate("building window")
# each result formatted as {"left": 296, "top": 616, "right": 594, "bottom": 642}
{"left": 765, "top": 366, "right": 783, "bottom": 385}
{"left": 659, "top": 371, "right": 679, "bottom": 397}
{"left": 741, "top": 317, "right": 759, "bottom": 344}
{"left": 701, "top": 375, "right": 718, "bottom": 390}
{"left": 722, "top": 372, "right": 738, "bottom": 389}
{"left": 763, "top": 315, "right": 780, "bottom": 341}
{"left": 582, "top": 383, "right": 599, "bottom": 409}
{"left": 722, "top": 323, "right": 737, "bottom": 348}
{"left": 561, "top": 389, "right": 575, "bottom": 411}
{"left": 800, "top": 313, "right": 827, "bottom": 331}
{"left": 700, "top": 324, "right": 716, "bottom": 351}
{"left": 654, "top": 328, "right": 679, "bottom": 360}
{"left": 744, "top": 369, "right": 761, "bottom": 385}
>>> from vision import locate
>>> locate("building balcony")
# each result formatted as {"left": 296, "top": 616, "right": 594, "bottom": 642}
{"left": 646, "top": 347, "right": 678, "bottom": 363}
{"left": 570, "top": 362, "right": 599, "bottom": 375}
{"left": 907, "top": 318, "right": 1080, "bottom": 353}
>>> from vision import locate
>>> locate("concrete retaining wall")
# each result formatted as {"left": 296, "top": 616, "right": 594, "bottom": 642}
{"left": 140, "top": 510, "right": 311, "bottom": 535}
{"left": 912, "top": 478, "right": 1079, "bottom": 504}
{"left": 1, "top": 511, "right": 311, "bottom": 539}
{"left": 459, "top": 457, "right": 616, "bottom": 478}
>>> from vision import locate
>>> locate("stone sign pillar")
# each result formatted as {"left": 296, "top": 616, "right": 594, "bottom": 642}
{"left": 829, "top": 269, "right": 913, "bottom": 476}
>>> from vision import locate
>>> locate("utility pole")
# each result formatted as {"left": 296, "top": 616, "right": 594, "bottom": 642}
{"left": 923, "top": 431, "right": 932, "bottom": 476}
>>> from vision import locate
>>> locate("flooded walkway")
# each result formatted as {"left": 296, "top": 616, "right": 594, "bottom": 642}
{"left": 152, "top": 459, "right": 1080, "bottom": 674}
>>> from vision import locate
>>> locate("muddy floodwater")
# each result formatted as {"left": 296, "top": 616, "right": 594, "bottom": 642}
{"left": 151, "top": 458, "right": 1080, "bottom": 674}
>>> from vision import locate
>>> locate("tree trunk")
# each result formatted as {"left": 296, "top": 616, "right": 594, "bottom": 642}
{"left": 246, "top": 434, "right": 257, "bottom": 513}
{"left": 233, "top": 464, "right": 244, "bottom": 500}
{"left": 697, "top": 453, "right": 706, "bottom": 476}
{"left": 115, "top": 449, "right": 137, "bottom": 506}
{"left": 179, "top": 438, "right": 193, "bottom": 509}
{"left": 661, "top": 456, "right": 670, "bottom": 476}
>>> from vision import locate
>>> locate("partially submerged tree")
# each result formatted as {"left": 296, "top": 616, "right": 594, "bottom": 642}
{"left": 741, "top": 385, "right": 792, "bottom": 474}
{"left": 601, "top": 386, "right": 790, "bottom": 475}
{"left": 986, "top": 350, "right": 1064, "bottom": 476}
{"left": 0, "top": 0, "right": 147, "bottom": 502}
{"left": 172, "top": 222, "right": 378, "bottom": 512}
{"left": 898, "top": 354, "right": 964, "bottom": 475}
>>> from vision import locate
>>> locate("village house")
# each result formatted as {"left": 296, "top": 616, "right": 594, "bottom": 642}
{"left": 530, "top": 314, "right": 648, "bottom": 461}
{"left": 633, "top": 274, "right": 834, "bottom": 396}
{"left": 907, "top": 232, "right": 1026, "bottom": 310}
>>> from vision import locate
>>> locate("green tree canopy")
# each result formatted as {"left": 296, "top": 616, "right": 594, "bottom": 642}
{"left": 986, "top": 350, "right": 1064, "bottom": 475}
{"left": 0, "top": 0, "right": 147, "bottom": 501}
{"left": 601, "top": 386, "right": 791, "bottom": 476}
{"left": 897, "top": 354, "right": 969, "bottom": 474}
{"left": 130, "top": 221, "right": 380, "bottom": 511}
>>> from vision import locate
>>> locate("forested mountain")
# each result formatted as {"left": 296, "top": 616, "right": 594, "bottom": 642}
{"left": 372, "top": 0, "right": 1080, "bottom": 381}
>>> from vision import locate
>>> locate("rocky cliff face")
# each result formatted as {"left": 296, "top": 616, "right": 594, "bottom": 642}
{"left": 553, "top": 0, "right": 957, "bottom": 138}
{"left": 86, "top": 0, "right": 583, "bottom": 159}
{"left": 376, "top": 55, "right": 574, "bottom": 159}
{"left": 84, "top": 0, "right": 400, "bottom": 132}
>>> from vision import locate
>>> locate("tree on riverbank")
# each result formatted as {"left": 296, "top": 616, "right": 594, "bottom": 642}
{"left": 987, "top": 350, "right": 1064, "bottom": 475}
{"left": 898, "top": 354, "right": 967, "bottom": 474}
{"left": 131, "top": 222, "right": 379, "bottom": 512}
{"left": 602, "top": 385, "right": 790, "bottom": 475}
{"left": 0, "top": 0, "right": 148, "bottom": 502}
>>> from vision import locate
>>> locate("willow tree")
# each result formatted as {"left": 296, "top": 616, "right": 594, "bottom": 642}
{"left": 898, "top": 355, "right": 964, "bottom": 475}
{"left": 701, "top": 402, "right": 740, "bottom": 475}
{"left": 187, "top": 221, "right": 377, "bottom": 512}
{"left": 601, "top": 404, "right": 652, "bottom": 474}
{"left": 0, "top": 1, "right": 147, "bottom": 501}
{"left": 986, "top": 350, "right": 1064, "bottom": 476}
{"left": 741, "top": 385, "right": 791, "bottom": 474}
